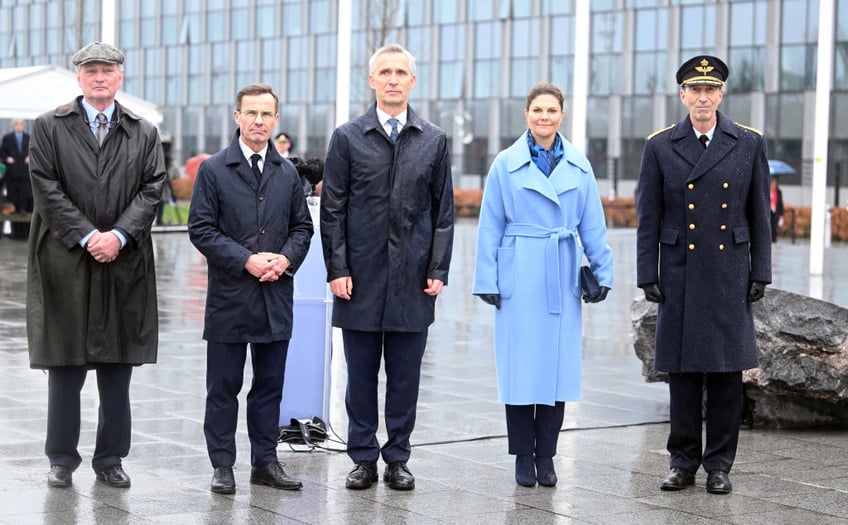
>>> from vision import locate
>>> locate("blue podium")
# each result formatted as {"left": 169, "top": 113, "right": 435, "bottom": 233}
{"left": 279, "top": 221, "right": 332, "bottom": 424}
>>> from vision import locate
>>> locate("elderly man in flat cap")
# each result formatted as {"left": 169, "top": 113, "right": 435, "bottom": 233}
{"left": 635, "top": 55, "right": 771, "bottom": 495}
{"left": 27, "top": 41, "right": 165, "bottom": 489}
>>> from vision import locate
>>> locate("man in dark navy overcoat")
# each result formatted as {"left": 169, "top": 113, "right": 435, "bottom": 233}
{"left": 636, "top": 55, "right": 771, "bottom": 495}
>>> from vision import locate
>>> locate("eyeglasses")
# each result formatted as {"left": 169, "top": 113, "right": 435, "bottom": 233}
{"left": 240, "top": 110, "right": 277, "bottom": 122}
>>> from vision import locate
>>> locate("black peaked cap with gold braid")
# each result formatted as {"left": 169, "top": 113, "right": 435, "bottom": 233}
{"left": 676, "top": 55, "right": 728, "bottom": 87}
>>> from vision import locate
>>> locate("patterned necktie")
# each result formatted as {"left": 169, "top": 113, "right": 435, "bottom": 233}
{"left": 95, "top": 113, "right": 108, "bottom": 146}
{"left": 699, "top": 134, "right": 709, "bottom": 149}
{"left": 388, "top": 118, "right": 399, "bottom": 143}
{"left": 250, "top": 153, "right": 262, "bottom": 183}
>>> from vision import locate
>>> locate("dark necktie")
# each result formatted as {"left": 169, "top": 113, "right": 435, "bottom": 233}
{"left": 250, "top": 153, "right": 262, "bottom": 183}
{"left": 388, "top": 118, "right": 399, "bottom": 143}
{"left": 699, "top": 134, "right": 709, "bottom": 149}
{"left": 16, "top": 133, "right": 22, "bottom": 151}
{"left": 96, "top": 113, "right": 108, "bottom": 146}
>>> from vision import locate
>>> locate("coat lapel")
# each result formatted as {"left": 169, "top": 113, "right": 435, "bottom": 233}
{"left": 677, "top": 112, "right": 739, "bottom": 183}
{"left": 506, "top": 132, "right": 586, "bottom": 205}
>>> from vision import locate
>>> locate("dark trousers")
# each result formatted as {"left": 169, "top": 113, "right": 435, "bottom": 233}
{"left": 46, "top": 364, "right": 133, "bottom": 472}
{"left": 667, "top": 371, "right": 743, "bottom": 473}
{"left": 204, "top": 340, "right": 289, "bottom": 468}
{"left": 505, "top": 402, "right": 565, "bottom": 458}
{"left": 342, "top": 329, "right": 428, "bottom": 464}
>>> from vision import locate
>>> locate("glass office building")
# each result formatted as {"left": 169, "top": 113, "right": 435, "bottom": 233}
{"left": 2, "top": 0, "right": 848, "bottom": 200}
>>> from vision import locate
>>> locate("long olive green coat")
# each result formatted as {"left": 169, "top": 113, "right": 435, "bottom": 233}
{"left": 27, "top": 97, "right": 165, "bottom": 368}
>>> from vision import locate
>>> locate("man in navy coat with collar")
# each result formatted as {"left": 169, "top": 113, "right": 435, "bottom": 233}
{"left": 189, "top": 83, "right": 313, "bottom": 495}
{"left": 636, "top": 55, "right": 771, "bottom": 495}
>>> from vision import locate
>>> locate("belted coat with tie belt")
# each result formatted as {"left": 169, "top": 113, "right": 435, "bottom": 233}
{"left": 636, "top": 111, "right": 772, "bottom": 373}
{"left": 472, "top": 132, "right": 614, "bottom": 405}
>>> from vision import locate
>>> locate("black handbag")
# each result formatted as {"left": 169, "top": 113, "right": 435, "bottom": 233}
{"left": 278, "top": 416, "right": 328, "bottom": 448}
{"left": 580, "top": 265, "right": 602, "bottom": 302}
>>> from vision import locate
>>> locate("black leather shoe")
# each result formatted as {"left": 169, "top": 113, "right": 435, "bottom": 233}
{"left": 384, "top": 461, "right": 415, "bottom": 491}
{"left": 96, "top": 464, "right": 131, "bottom": 488}
{"left": 211, "top": 465, "right": 235, "bottom": 494}
{"left": 706, "top": 470, "right": 732, "bottom": 494}
{"left": 660, "top": 467, "right": 695, "bottom": 491}
{"left": 535, "top": 456, "right": 557, "bottom": 487}
{"left": 250, "top": 461, "right": 302, "bottom": 491}
{"left": 345, "top": 461, "right": 378, "bottom": 490}
{"left": 515, "top": 454, "right": 536, "bottom": 487}
{"left": 47, "top": 465, "right": 73, "bottom": 488}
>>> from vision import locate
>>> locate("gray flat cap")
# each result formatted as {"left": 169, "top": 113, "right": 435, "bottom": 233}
{"left": 72, "top": 42, "right": 125, "bottom": 66}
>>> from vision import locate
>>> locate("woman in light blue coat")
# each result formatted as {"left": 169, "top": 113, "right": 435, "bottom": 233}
{"left": 472, "top": 83, "right": 613, "bottom": 487}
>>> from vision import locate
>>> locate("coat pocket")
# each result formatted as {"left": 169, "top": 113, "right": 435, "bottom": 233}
{"left": 496, "top": 247, "right": 515, "bottom": 299}
{"left": 733, "top": 226, "right": 750, "bottom": 244}
{"left": 659, "top": 227, "right": 679, "bottom": 245}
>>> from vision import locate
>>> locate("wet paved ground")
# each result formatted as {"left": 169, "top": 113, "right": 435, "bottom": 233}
{"left": 0, "top": 219, "right": 847, "bottom": 524}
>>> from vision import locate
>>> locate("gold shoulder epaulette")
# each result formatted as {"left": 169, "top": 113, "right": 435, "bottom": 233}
{"left": 647, "top": 125, "right": 674, "bottom": 140}
{"left": 735, "top": 122, "right": 763, "bottom": 136}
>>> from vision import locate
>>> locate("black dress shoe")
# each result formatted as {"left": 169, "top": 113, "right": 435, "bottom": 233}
{"left": 384, "top": 461, "right": 415, "bottom": 491}
{"left": 515, "top": 454, "right": 536, "bottom": 487}
{"left": 250, "top": 461, "right": 302, "bottom": 491}
{"left": 535, "top": 456, "right": 557, "bottom": 487}
{"left": 660, "top": 467, "right": 695, "bottom": 491}
{"left": 706, "top": 470, "right": 732, "bottom": 494}
{"left": 345, "top": 461, "right": 378, "bottom": 490}
{"left": 96, "top": 464, "right": 131, "bottom": 488}
{"left": 47, "top": 465, "right": 73, "bottom": 488}
{"left": 211, "top": 465, "right": 235, "bottom": 494}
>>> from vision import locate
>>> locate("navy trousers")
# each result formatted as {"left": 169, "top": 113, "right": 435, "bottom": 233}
{"left": 505, "top": 402, "right": 565, "bottom": 458}
{"left": 46, "top": 364, "right": 133, "bottom": 472}
{"left": 204, "top": 340, "right": 289, "bottom": 468}
{"left": 342, "top": 329, "right": 427, "bottom": 464}
{"left": 667, "top": 371, "right": 743, "bottom": 473}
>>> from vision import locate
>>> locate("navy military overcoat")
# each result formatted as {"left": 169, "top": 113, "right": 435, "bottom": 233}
{"left": 636, "top": 111, "right": 771, "bottom": 373}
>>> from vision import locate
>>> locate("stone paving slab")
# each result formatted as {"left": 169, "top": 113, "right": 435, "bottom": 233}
{"left": 0, "top": 222, "right": 846, "bottom": 523}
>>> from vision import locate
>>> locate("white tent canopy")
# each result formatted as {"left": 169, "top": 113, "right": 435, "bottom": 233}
{"left": 0, "top": 65, "right": 163, "bottom": 126}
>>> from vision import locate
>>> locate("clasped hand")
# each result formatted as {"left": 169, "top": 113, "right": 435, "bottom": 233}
{"left": 86, "top": 231, "right": 121, "bottom": 264}
{"left": 245, "top": 252, "right": 289, "bottom": 282}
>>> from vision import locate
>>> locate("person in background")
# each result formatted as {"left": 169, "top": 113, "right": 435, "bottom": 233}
{"left": 27, "top": 42, "right": 165, "bottom": 489}
{"left": 188, "top": 83, "right": 313, "bottom": 495}
{"left": 472, "top": 82, "right": 613, "bottom": 487}
{"left": 769, "top": 177, "right": 785, "bottom": 243}
{"left": 0, "top": 119, "right": 32, "bottom": 239}
{"left": 320, "top": 43, "right": 454, "bottom": 492}
{"left": 636, "top": 55, "right": 771, "bottom": 495}
{"left": 274, "top": 132, "right": 294, "bottom": 158}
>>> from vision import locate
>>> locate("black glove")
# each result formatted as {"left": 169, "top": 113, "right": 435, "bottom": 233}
{"left": 747, "top": 281, "right": 767, "bottom": 303}
{"left": 583, "top": 286, "right": 610, "bottom": 303}
{"left": 476, "top": 293, "right": 501, "bottom": 309}
{"left": 641, "top": 283, "right": 664, "bottom": 303}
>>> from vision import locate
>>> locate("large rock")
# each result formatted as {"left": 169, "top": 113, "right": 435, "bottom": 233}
{"left": 631, "top": 288, "right": 848, "bottom": 428}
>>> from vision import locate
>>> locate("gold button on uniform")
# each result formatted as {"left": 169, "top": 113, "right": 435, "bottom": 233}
{"left": 721, "top": 203, "right": 727, "bottom": 209}
{"left": 723, "top": 182, "right": 729, "bottom": 189}
{"left": 688, "top": 183, "right": 694, "bottom": 190}
{"left": 688, "top": 203, "right": 695, "bottom": 210}
{"left": 720, "top": 225, "right": 727, "bottom": 230}
{"left": 719, "top": 244, "right": 725, "bottom": 250}
{"left": 688, "top": 244, "right": 695, "bottom": 250}
{"left": 689, "top": 224, "right": 695, "bottom": 230}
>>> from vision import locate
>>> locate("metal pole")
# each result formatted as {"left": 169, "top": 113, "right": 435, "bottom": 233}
{"left": 570, "top": 1, "right": 590, "bottom": 153}
{"left": 335, "top": 0, "right": 352, "bottom": 127}
{"left": 810, "top": 0, "right": 833, "bottom": 279}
